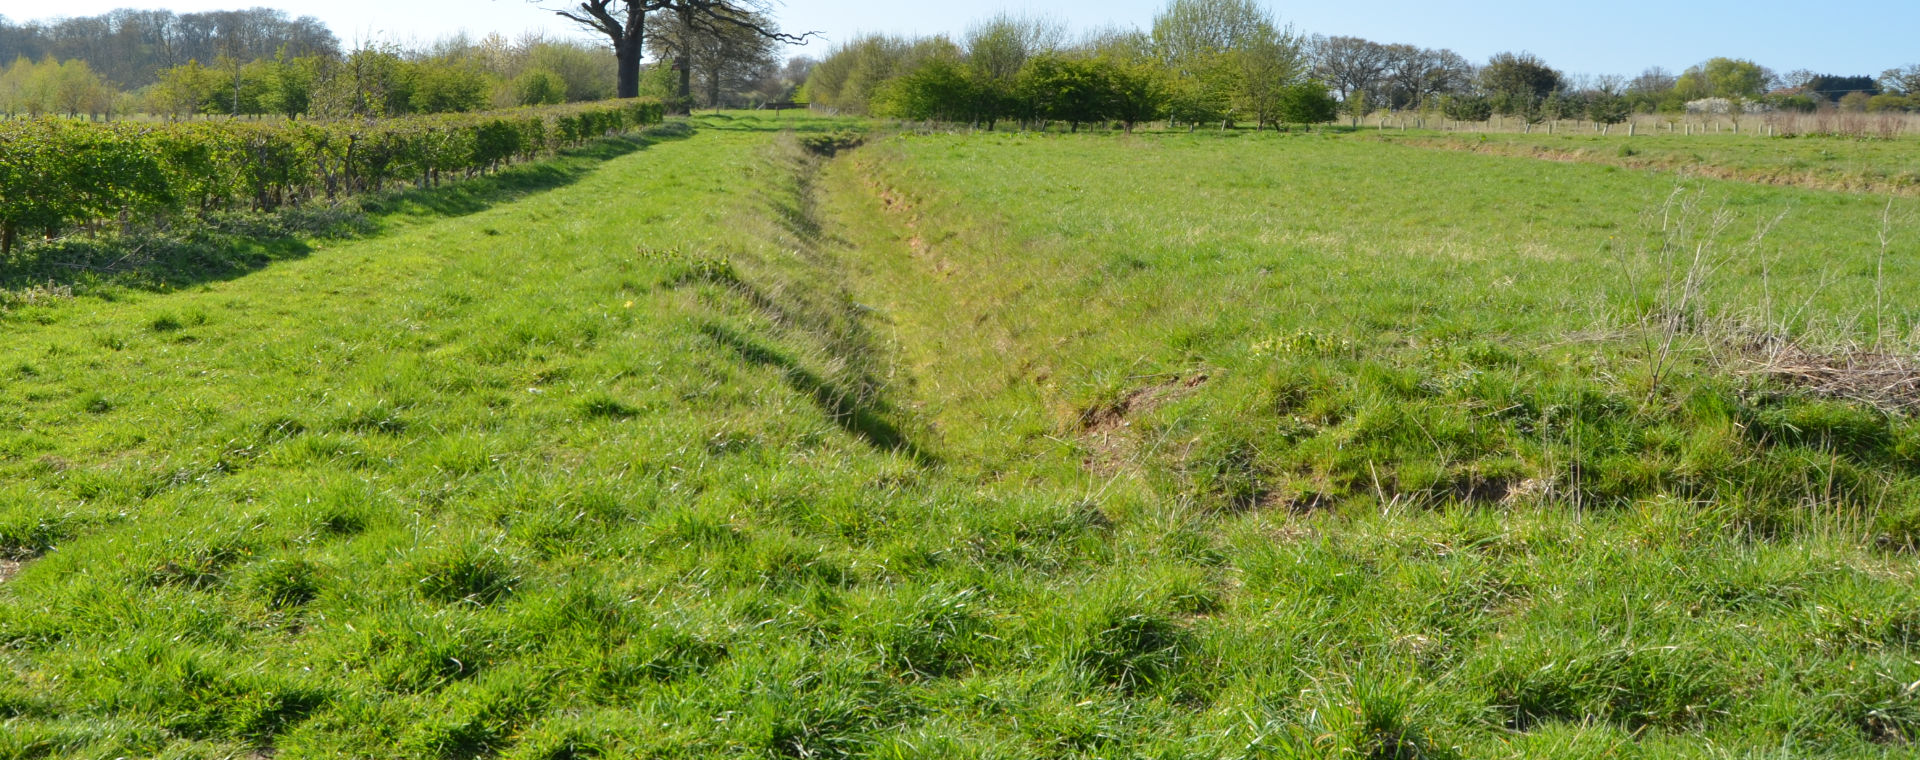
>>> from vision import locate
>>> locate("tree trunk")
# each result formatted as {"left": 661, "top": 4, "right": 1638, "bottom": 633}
{"left": 616, "top": 39, "right": 641, "bottom": 99}
{"left": 675, "top": 5, "right": 695, "bottom": 103}
{"left": 678, "top": 53, "right": 693, "bottom": 102}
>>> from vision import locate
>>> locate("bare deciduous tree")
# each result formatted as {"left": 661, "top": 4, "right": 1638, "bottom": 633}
{"left": 648, "top": 6, "right": 780, "bottom": 108}
{"left": 549, "top": 0, "right": 812, "bottom": 102}
{"left": 1312, "top": 35, "right": 1390, "bottom": 104}
{"left": 1631, "top": 66, "right": 1677, "bottom": 94}
{"left": 1378, "top": 44, "right": 1471, "bottom": 110}
{"left": 549, "top": 0, "right": 662, "bottom": 99}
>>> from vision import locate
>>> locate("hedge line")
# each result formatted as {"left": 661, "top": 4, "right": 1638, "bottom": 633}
{"left": 0, "top": 99, "right": 665, "bottom": 253}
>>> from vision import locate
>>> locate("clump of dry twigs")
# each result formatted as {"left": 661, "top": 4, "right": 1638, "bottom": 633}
{"left": 1723, "top": 335, "right": 1920, "bottom": 415}
{"left": 1614, "top": 183, "right": 1920, "bottom": 415}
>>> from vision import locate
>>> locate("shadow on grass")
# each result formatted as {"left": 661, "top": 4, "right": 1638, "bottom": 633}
{"left": 364, "top": 124, "right": 690, "bottom": 220}
{"left": 698, "top": 322, "right": 935, "bottom": 465}
{"left": 0, "top": 124, "right": 692, "bottom": 295}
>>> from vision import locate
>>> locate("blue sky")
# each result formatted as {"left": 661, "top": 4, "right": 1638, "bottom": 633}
{"left": 15, "top": 0, "right": 1919, "bottom": 77}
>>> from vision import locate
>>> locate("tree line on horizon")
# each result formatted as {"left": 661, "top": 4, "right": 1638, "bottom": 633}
{"left": 801, "top": 0, "right": 1920, "bottom": 131}
{"left": 804, "top": 4, "right": 1338, "bottom": 131}
{"left": 0, "top": 6, "right": 813, "bottom": 120}
{"left": 0, "top": 8, "right": 335, "bottom": 90}
{"left": 4, "top": 2, "right": 1918, "bottom": 126}
{"left": 0, "top": 38, "right": 627, "bottom": 121}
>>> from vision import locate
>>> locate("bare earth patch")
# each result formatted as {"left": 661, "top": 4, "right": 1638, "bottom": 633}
{"left": 1079, "top": 372, "right": 1210, "bottom": 476}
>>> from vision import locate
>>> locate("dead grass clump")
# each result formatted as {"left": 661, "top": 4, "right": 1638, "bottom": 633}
{"left": 1730, "top": 338, "right": 1920, "bottom": 416}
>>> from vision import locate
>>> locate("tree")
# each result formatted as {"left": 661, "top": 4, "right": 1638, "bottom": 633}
{"left": 148, "top": 59, "right": 219, "bottom": 119}
{"left": 1624, "top": 67, "right": 1674, "bottom": 112}
{"left": 659, "top": 1, "right": 812, "bottom": 106}
{"left": 1587, "top": 92, "right": 1630, "bottom": 131}
{"left": 1274, "top": 80, "right": 1335, "bottom": 128}
{"left": 1481, "top": 52, "right": 1562, "bottom": 102}
{"left": 1150, "top": 0, "right": 1301, "bottom": 130}
{"left": 1229, "top": 22, "right": 1304, "bottom": 129}
{"left": 1630, "top": 66, "right": 1676, "bottom": 95}
{"left": 1674, "top": 57, "right": 1771, "bottom": 100}
{"left": 51, "top": 59, "right": 111, "bottom": 117}
{"left": 0, "top": 8, "right": 337, "bottom": 90}
{"left": 1102, "top": 56, "right": 1171, "bottom": 133}
{"left": 409, "top": 59, "right": 491, "bottom": 113}
{"left": 1765, "top": 93, "right": 1818, "bottom": 113}
{"left": 746, "top": 55, "right": 810, "bottom": 104}
{"left": 1866, "top": 93, "right": 1916, "bottom": 113}
{"left": 806, "top": 35, "right": 954, "bottom": 114}
{"left": 1804, "top": 74, "right": 1878, "bottom": 102}
{"left": 1166, "top": 68, "right": 1232, "bottom": 129}
{"left": 1344, "top": 88, "right": 1368, "bottom": 126}
{"left": 1017, "top": 53, "right": 1109, "bottom": 131}
{"left": 261, "top": 53, "right": 316, "bottom": 118}
{"left": 1514, "top": 93, "right": 1548, "bottom": 131}
{"left": 0, "top": 57, "right": 30, "bottom": 117}
{"left": 1780, "top": 69, "right": 1817, "bottom": 91}
{"left": 1151, "top": 0, "right": 1272, "bottom": 72}
{"left": 307, "top": 45, "right": 410, "bottom": 117}
{"left": 551, "top": 0, "right": 660, "bottom": 99}
{"left": 1082, "top": 26, "right": 1153, "bottom": 63}
{"left": 648, "top": 5, "right": 780, "bottom": 108}
{"left": 556, "top": 0, "right": 810, "bottom": 104}
{"left": 967, "top": 13, "right": 1063, "bottom": 81}
{"left": 514, "top": 69, "right": 567, "bottom": 105}
{"left": 1439, "top": 93, "right": 1491, "bottom": 122}
{"left": 1313, "top": 35, "right": 1388, "bottom": 105}
{"left": 959, "top": 13, "right": 1062, "bottom": 127}
{"left": 1541, "top": 90, "right": 1579, "bottom": 123}
{"left": 1390, "top": 46, "right": 1472, "bottom": 110}
{"left": 875, "top": 55, "right": 978, "bottom": 123}
{"left": 523, "top": 40, "right": 617, "bottom": 102}
{"left": 1881, "top": 64, "right": 1920, "bottom": 95}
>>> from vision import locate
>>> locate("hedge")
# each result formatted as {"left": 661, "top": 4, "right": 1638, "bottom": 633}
{"left": 0, "top": 98, "right": 665, "bottom": 253}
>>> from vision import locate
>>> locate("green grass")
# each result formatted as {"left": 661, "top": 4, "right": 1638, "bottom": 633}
{"left": 0, "top": 112, "right": 1917, "bottom": 758}
{"left": 1377, "top": 128, "right": 1920, "bottom": 194}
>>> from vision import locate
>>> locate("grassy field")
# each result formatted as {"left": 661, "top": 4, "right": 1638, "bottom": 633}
{"left": 1376, "top": 129, "right": 1920, "bottom": 195}
{"left": 1, "top": 113, "right": 1918, "bottom": 759}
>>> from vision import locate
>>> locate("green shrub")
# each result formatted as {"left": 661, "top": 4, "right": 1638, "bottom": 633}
{"left": 0, "top": 99, "right": 665, "bottom": 251}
